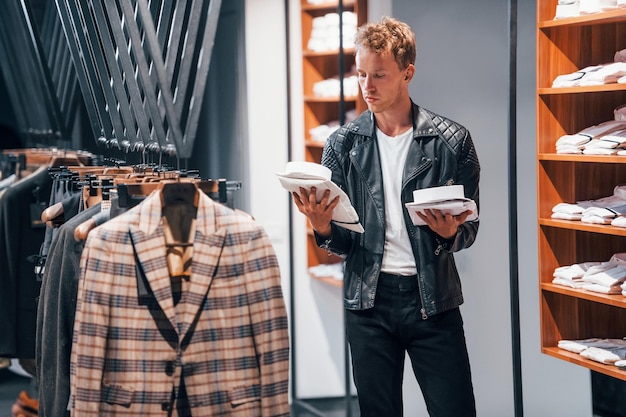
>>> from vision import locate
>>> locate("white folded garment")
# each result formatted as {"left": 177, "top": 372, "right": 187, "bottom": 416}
{"left": 276, "top": 162, "right": 364, "bottom": 233}
{"left": 552, "top": 276, "right": 586, "bottom": 288}
{"left": 577, "top": 188, "right": 626, "bottom": 209}
{"left": 615, "top": 359, "right": 626, "bottom": 369}
{"left": 584, "top": 135, "right": 626, "bottom": 149}
{"left": 552, "top": 202, "right": 585, "bottom": 214}
{"left": 554, "top": 262, "right": 601, "bottom": 280}
{"left": 551, "top": 212, "right": 583, "bottom": 220}
{"left": 566, "top": 120, "right": 626, "bottom": 143}
{"left": 308, "top": 262, "right": 344, "bottom": 280}
{"left": 309, "top": 123, "right": 338, "bottom": 142}
{"left": 582, "top": 283, "right": 623, "bottom": 294}
{"left": 404, "top": 185, "right": 478, "bottom": 226}
{"left": 555, "top": 2, "right": 580, "bottom": 18}
{"left": 579, "top": 0, "right": 617, "bottom": 14}
{"left": 583, "top": 147, "right": 620, "bottom": 155}
{"left": 582, "top": 265, "right": 626, "bottom": 287}
{"left": 580, "top": 346, "right": 623, "bottom": 364}
{"left": 615, "top": 104, "right": 626, "bottom": 120}
{"left": 578, "top": 64, "right": 626, "bottom": 85}
{"left": 556, "top": 145, "right": 584, "bottom": 154}
{"left": 611, "top": 216, "right": 626, "bottom": 227}
{"left": 581, "top": 214, "right": 614, "bottom": 223}
{"left": 552, "top": 65, "right": 602, "bottom": 87}
{"left": 556, "top": 133, "right": 593, "bottom": 147}
{"left": 558, "top": 338, "right": 604, "bottom": 353}
{"left": 582, "top": 205, "right": 625, "bottom": 218}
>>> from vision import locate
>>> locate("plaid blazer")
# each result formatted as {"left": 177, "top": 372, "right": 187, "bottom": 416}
{"left": 70, "top": 190, "right": 290, "bottom": 416}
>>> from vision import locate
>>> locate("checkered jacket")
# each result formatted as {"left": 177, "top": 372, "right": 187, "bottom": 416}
{"left": 70, "top": 190, "right": 290, "bottom": 416}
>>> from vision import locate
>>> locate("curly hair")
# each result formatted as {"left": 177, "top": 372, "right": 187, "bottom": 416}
{"left": 354, "top": 16, "right": 417, "bottom": 70}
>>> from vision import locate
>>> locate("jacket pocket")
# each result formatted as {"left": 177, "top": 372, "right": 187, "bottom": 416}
{"left": 101, "top": 383, "right": 134, "bottom": 407}
{"left": 228, "top": 384, "right": 261, "bottom": 407}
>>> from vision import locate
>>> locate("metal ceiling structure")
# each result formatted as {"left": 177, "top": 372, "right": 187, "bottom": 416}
{"left": 0, "top": 0, "right": 222, "bottom": 161}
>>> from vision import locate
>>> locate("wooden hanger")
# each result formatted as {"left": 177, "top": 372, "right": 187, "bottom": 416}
{"left": 159, "top": 180, "right": 199, "bottom": 208}
{"left": 41, "top": 201, "right": 65, "bottom": 224}
{"left": 74, "top": 217, "right": 97, "bottom": 242}
{"left": 73, "top": 178, "right": 224, "bottom": 241}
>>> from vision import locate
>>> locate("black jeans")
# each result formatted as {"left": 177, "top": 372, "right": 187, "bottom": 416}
{"left": 345, "top": 272, "right": 476, "bottom": 417}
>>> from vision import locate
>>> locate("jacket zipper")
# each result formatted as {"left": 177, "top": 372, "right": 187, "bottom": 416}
{"left": 404, "top": 158, "right": 431, "bottom": 320}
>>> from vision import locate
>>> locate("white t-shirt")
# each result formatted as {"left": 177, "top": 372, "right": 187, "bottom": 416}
{"left": 377, "top": 126, "right": 418, "bottom": 276}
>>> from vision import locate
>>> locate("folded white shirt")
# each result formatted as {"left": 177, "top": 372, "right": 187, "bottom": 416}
{"left": 582, "top": 147, "right": 620, "bottom": 155}
{"left": 552, "top": 65, "right": 604, "bottom": 87}
{"left": 582, "top": 283, "right": 623, "bottom": 293}
{"left": 579, "top": 0, "right": 618, "bottom": 14}
{"left": 611, "top": 216, "right": 626, "bottom": 227}
{"left": 581, "top": 214, "right": 615, "bottom": 223}
{"left": 578, "top": 62, "right": 626, "bottom": 85}
{"left": 580, "top": 346, "right": 624, "bottom": 364}
{"left": 552, "top": 202, "right": 585, "bottom": 214}
{"left": 556, "top": 134, "right": 593, "bottom": 147}
{"left": 582, "top": 205, "right": 626, "bottom": 218}
{"left": 556, "top": 120, "right": 626, "bottom": 152}
{"left": 554, "top": 2, "right": 580, "bottom": 18}
{"left": 276, "top": 162, "right": 364, "bottom": 233}
{"left": 551, "top": 212, "right": 583, "bottom": 220}
{"left": 582, "top": 264, "right": 626, "bottom": 287}
{"left": 554, "top": 262, "right": 601, "bottom": 280}
{"left": 556, "top": 145, "right": 584, "bottom": 154}
{"left": 558, "top": 338, "right": 604, "bottom": 353}
{"left": 552, "top": 276, "right": 586, "bottom": 288}
{"left": 404, "top": 185, "right": 478, "bottom": 226}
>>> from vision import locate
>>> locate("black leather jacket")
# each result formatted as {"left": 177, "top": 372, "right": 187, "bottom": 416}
{"left": 315, "top": 102, "right": 480, "bottom": 317}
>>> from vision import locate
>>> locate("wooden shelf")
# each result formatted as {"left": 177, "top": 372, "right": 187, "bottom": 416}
{"left": 538, "top": 153, "right": 626, "bottom": 163}
{"left": 304, "top": 95, "right": 359, "bottom": 103}
{"left": 305, "top": 139, "right": 326, "bottom": 148}
{"left": 300, "top": 0, "right": 366, "bottom": 276}
{"left": 301, "top": 0, "right": 355, "bottom": 12}
{"left": 536, "top": 0, "right": 626, "bottom": 381}
{"left": 539, "top": 218, "right": 626, "bottom": 236}
{"left": 538, "top": 85, "right": 626, "bottom": 95}
{"left": 541, "top": 283, "right": 626, "bottom": 308}
{"left": 538, "top": 9, "right": 626, "bottom": 28}
{"left": 310, "top": 274, "right": 343, "bottom": 287}
{"left": 542, "top": 346, "right": 626, "bottom": 380}
{"left": 303, "top": 47, "right": 355, "bottom": 57}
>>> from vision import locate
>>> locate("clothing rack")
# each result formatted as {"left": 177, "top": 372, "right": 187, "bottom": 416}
{"left": 54, "top": 0, "right": 223, "bottom": 160}
{"left": 0, "top": 0, "right": 223, "bottom": 163}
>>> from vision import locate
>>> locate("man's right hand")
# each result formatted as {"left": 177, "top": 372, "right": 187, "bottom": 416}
{"left": 292, "top": 186, "right": 339, "bottom": 238}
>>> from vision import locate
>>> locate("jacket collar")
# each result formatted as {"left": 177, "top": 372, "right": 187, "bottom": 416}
{"left": 351, "top": 101, "right": 438, "bottom": 139}
{"left": 129, "top": 189, "right": 225, "bottom": 340}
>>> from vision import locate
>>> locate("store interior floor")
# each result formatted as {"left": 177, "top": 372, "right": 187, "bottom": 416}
{"left": 0, "top": 368, "right": 35, "bottom": 417}
{"left": 0, "top": 367, "right": 619, "bottom": 417}
{"left": 0, "top": 366, "right": 357, "bottom": 417}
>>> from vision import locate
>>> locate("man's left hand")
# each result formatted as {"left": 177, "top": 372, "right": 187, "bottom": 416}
{"left": 416, "top": 209, "right": 471, "bottom": 239}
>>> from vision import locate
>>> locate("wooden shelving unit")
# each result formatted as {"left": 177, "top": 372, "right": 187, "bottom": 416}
{"left": 536, "top": 1, "right": 626, "bottom": 381}
{"left": 299, "top": 0, "right": 367, "bottom": 284}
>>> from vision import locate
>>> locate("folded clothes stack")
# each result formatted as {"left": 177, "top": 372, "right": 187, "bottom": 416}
{"left": 552, "top": 253, "right": 626, "bottom": 294}
{"left": 554, "top": 0, "right": 625, "bottom": 19}
{"left": 555, "top": 117, "right": 626, "bottom": 155}
{"left": 307, "top": 11, "right": 357, "bottom": 52}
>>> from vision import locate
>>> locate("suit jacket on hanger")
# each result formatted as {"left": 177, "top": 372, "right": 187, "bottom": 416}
{"left": 70, "top": 189, "right": 290, "bottom": 417}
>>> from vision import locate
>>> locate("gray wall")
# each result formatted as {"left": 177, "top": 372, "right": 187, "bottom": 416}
{"left": 388, "top": 0, "right": 593, "bottom": 415}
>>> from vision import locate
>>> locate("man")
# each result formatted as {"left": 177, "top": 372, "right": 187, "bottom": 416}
{"left": 292, "top": 16, "right": 480, "bottom": 417}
